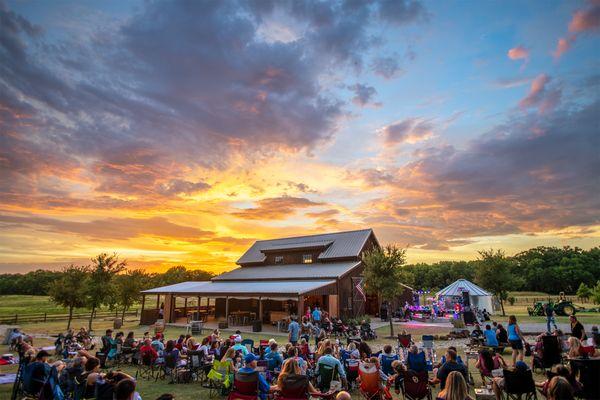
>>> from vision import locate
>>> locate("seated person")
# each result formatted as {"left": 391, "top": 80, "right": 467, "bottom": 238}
{"left": 114, "top": 378, "right": 141, "bottom": 400}
{"left": 475, "top": 349, "right": 505, "bottom": 379}
{"left": 264, "top": 342, "right": 283, "bottom": 371}
{"left": 546, "top": 376, "right": 575, "bottom": 400}
{"left": 484, "top": 324, "right": 499, "bottom": 347}
{"left": 232, "top": 336, "right": 249, "bottom": 356}
{"left": 95, "top": 371, "right": 137, "bottom": 400}
{"left": 535, "top": 364, "right": 581, "bottom": 398}
{"left": 390, "top": 359, "right": 406, "bottom": 394}
{"left": 432, "top": 349, "right": 468, "bottom": 390}
{"left": 378, "top": 344, "right": 399, "bottom": 376}
{"left": 100, "top": 330, "right": 114, "bottom": 354}
{"left": 236, "top": 353, "right": 272, "bottom": 400}
{"left": 123, "top": 332, "right": 137, "bottom": 349}
{"left": 471, "top": 324, "right": 484, "bottom": 338}
{"left": 23, "top": 350, "right": 51, "bottom": 395}
{"left": 276, "top": 358, "right": 324, "bottom": 397}
{"left": 436, "top": 371, "right": 470, "bottom": 400}
{"left": 139, "top": 339, "right": 158, "bottom": 363}
{"left": 316, "top": 347, "right": 347, "bottom": 387}
{"left": 437, "top": 346, "right": 464, "bottom": 366}
{"left": 286, "top": 346, "right": 307, "bottom": 374}
{"left": 81, "top": 357, "right": 102, "bottom": 399}
{"left": 151, "top": 336, "right": 165, "bottom": 353}
{"left": 164, "top": 340, "right": 180, "bottom": 364}
{"left": 496, "top": 324, "right": 508, "bottom": 345}
{"left": 406, "top": 345, "right": 428, "bottom": 373}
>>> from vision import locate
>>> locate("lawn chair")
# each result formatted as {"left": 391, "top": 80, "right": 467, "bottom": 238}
{"left": 188, "top": 350, "right": 207, "bottom": 382}
{"left": 227, "top": 370, "right": 259, "bottom": 400}
{"left": 540, "top": 336, "right": 561, "bottom": 370}
{"left": 401, "top": 370, "right": 432, "bottom": 400}
{"left": 397, "top": 334, "right": 412, "bottom": 361}
{"left": 155, "top": 353, "right": 178, "bottom": 382}
{"left": 135, "top": 351, "right": 157, "bottom": 381}
{"left": 316, "top": 363, "right": 340, "bottom": 392}
{"left": 345, "top": 358, "right": 360, "bottom": 391}
{"left": 241, "top": 339, "right": 254, "bottom": 354}
{"left": 380, "top": 353, "right": 399, "bottom": 377}
{"left": 421, "top": 335, "right": 436, "bottom": 368}
{"left": 207, "top": 359, "right": 232, "bottom": 398}
{"left": 358, "top": 362, "right": 392, "bottom": 400}
{"left": 503, "top": 368, "right": 537, "bottom": 400}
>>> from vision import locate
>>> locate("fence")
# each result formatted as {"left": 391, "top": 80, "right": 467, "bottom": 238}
{"left": 0, "top": 309, "right": 139, "bottom": 325}
{"left": 510, "top": 295, "right": 589, "bottom": 305}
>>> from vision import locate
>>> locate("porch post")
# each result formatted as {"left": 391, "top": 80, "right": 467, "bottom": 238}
{"left": 140, "top": 294, "right": 146, "bottom": 324}
{"left": 184, "top": 297, "right": 188, "bottom": 317}
{"left": 225, "top": 296, "right": 230, "bottom": 324}
{"left": 297, "top": 295, "right": 304, "bottom": 320}
{"left": 258, "top": 296, "right": 263, "bottom": 322}
{"left": 197, "top": 296, "right": 202, "bottom": 319}
{"left": 156, "top": 294, "right": 160, "bottom": 309}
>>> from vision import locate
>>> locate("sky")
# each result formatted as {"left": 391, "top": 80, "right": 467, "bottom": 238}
{"left": 0, "top": 0, "right": 599, "bottom": 274}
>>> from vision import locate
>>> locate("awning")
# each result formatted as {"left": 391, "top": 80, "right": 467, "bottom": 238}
{"left": 141, "top": 280, "right": 336, "bottom": 298}
{"left": 436, "top": 279, "right": 491, "bottom": 297}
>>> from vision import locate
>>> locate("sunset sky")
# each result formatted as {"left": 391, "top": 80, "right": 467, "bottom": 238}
{"left": 1, "top": 0, "right": 599, "bottom": 274}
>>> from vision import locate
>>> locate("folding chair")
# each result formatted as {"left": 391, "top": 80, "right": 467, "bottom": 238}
{"left": 540, "top": 336, "right": 562, "bottom": 370}
{"left": 135, "top": 352, "right": 156, "bottom": 380}
{"left": 227, "top": 370, "right": 259, "bottom": 400}
{"left": 421, "top": 335, "right": 436, "bottom": 368}
{"left": 401, "top": 370, "right": 432, "bottom": 400}
{"left": 207, "top": 359, "right": 232, "bottom": 398}
{"left": 503, "top": 368, "right": 537, "bottom": 400}
{"left": 316, "top": 363, "right": 339, "bottom": 393}
{"left": 397, "top": 334, "right": 412, "bottom": 361}
{"left": 345, "top": 358, "right": 360, "bottom": 391}
{"left": 241, "top": 339, "right": 254, "bottom": 354}
{"left": 359, "top": 362, "right": 392, "bottom": 400}
{"left": 380, "top": 353, "right": 399, "bottom": 377}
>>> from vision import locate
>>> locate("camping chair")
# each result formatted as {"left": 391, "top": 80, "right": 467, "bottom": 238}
{"left": 207, "top": 359, "right": 232, "bottom": 398}
{"left": 421, "top": 335, "right": 436, "bottom": 368}
{"left": 227, "top": 370, "right": 259, "bottom": 400}
{"left": 380, "top": 353, "right": 399, "bottom": 376}
{"left": 397, "top": 334, "right": 412, "bottom": 361}
{"left": 155, "top": 353, "right": 179, "bottom": 382}
{"left": 135, "top": 351, "right": 157, "bottom": 380}
{"left": 39, "top": 365, "right": 64, "bottom": 400}
{"left": 241, "top": 339, "right": 255, "bottom": 354}
{"left": 540, "top": 336, "right": 562, "bottom": 370}
{"left": 188, "top": 350, "right": 208, "bottom": 382}
{"left": 316, "top": 363, "right": 340, "bottom": 393}
{"left": 503, "top": 368, "right": 537, "bottom": 400}
{"left": 345, "top": 358, "right": 360, "bottom": 391}
{"left": 358, "top": 362, "right": 391, "bottom": 400}
{"left": 401, "top": 370, "right": 432, "bottom": 400}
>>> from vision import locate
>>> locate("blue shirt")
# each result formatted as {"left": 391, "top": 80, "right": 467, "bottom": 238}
{"left": 312, "top": 309, "right": 322, "bottom": 321}
{"left": 288, "top": 321, "right": 300, "bottom": 342}
{"left": 238, "top": 367, "right": 269, "bottom": 400}
{"left": 484, "top": 329, "right": 499, "bottom": 346}
{"left": 264, "top": 350, "right": 283, "bottom": 370}
{"left": 316, "top": 354, "right": 346, "bottom": 378}
{"left": 508, "top": 324, "right": 519, "bottom": 341}
{"left": 407, "top": 351, "right": 427, "bottom": 373}
{"left": 233, "top": 343, "right": 249, "bottom": 356}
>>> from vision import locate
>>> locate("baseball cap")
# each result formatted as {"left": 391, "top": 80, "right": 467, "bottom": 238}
{"left": 244, "top": 353, "right": 259, "bottom": 364}
{"left": 515, "top": 361, "right": 528, "bottom": 370}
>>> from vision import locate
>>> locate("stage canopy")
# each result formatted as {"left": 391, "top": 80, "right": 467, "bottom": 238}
{"left": 436, "top": 279, "right": 494, "bottom": 313}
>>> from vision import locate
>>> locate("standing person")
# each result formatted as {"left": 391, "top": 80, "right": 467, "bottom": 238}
{"left": 288, "top": 317, "right": 300, "bottom": 346}
{"left": 300, "top": 316, "right": 314, "bottom": 342}
{"left": 545, "top": 303, "right": 558, "bottom": 333}
{"left": 312, "top": 306, "right": 322, "bottom": 327}
{"left": 569, "top": 316, "right": 586, "bottom": 341}
{"left": 507, "top": 315, "right": 525, "bottom": 365}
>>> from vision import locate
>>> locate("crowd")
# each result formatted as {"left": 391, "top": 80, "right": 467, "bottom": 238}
{"left": 9, "top": 312, "right": 600, "bottom": 400}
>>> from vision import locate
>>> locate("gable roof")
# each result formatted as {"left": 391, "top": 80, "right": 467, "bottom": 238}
{"left": 436, "top": 279, "right": 491, "bottom": 297}
{"left": 213, "top": 261, "right": 361, "bottom": 281}
{"left": 236, "top": 228, "right": 375, "bottom": 265}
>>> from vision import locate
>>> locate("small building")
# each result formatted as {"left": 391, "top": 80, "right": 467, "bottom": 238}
{"left": 140, "top": 228, "right": 412, "bottom": 325}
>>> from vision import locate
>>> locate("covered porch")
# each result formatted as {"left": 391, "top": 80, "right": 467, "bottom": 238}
{"left": 139, "top": 279, "right": 339, "bottom": 328}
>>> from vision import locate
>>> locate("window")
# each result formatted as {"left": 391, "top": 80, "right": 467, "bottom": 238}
{"left": 302, "top": 254, "right": 313, "bottom": 264}
{"left": 274, "top": 256, "right": 284, "bottom": 264}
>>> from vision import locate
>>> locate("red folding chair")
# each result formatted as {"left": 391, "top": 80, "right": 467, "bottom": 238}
{"left": 358, "top": 362, "right": 392, "bottom": 400}
{"left": 401, "top": 370, "right": 432, "bottom": 400}
{"left": 227, "top": 371, "right": 259, "bottom": 400}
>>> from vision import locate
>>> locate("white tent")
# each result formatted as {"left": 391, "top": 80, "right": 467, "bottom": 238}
{"left": 436, "top": 279, "right": 495, "bottom": 314}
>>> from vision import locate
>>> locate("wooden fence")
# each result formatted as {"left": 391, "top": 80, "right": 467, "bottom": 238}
{"left": 0, "top": 309, "right": 139, "bottom": 325}
{"left": 510, "top": 295, "right": 589, "bottom": 305}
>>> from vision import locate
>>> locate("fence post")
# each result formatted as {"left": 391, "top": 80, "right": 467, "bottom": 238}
{"left": 14, "top": 314, "right": 17, "bottom": 324}
{"left": 44, "top": 313, "right": 47, "bottom": 322}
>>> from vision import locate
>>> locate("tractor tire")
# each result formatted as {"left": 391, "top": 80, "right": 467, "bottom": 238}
{"left": 561, "top": 304, "right": 576, "bottom": 316}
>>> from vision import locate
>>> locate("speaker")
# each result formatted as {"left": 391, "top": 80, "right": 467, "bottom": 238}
{"left": 462, "top": 291, "right": 471, "bottom": 307}
{"left": 463, "top": 311, "right": 476, "bottom": 325}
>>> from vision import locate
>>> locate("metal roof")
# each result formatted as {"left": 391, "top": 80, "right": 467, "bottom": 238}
{"left": 259, "top": 240, "right": 333, "bottom": 253}
{"left": 141, "top": 280, "right": 336, "bottom": 296}
{"left": 237, "top": 228, "right": 374, "bottom": 265}
{"left": 212, "top": 261, "right": 361, "bottom": 281}
{"left": 436, "top": 279, "right": 492, "bottom": 297}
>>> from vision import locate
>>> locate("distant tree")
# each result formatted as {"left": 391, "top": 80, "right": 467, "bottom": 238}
{"left": 476, "top": 249, "right": 520, "bottom": 316}
{"left": 592, "top": 281, "right": 600, "bottom": 305}
{"left": 114, "top": 270, "right": 147, "bottom": 319}
{"left": 85, "top": 253, "right": 126, "bottom": 331}
{"left": 576, "top": 283, "right": 593, "bottom": 301}
{"left": 362, "top": 245, "right": 407, "bottom": 337}
{"left": 48, "top": 265, "right": 89, "bottom": 329}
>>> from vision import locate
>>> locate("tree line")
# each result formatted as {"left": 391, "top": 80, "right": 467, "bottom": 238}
{"left": 0, "top": 253, "right": 213, "bottom": 330}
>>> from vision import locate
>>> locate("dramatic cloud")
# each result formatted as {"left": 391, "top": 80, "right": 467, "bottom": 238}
{"left": 348, "top": 83, "right": 381, "bottom": 107}
{"left": 231, "top": 196, "right": 323, "bottom": 220}
{"left": 554, "top": 0, "right": 600, "bottom": 58}
{"left": 377, "top": 0, "right": 427, "bottom": 25}
{"left": 356, "top": 99, "right": 599, "bottom": 249}
{"left": 519, "top": 74, "right": 561, "bottom": 113}
{"left": 380, "top": 118, "right": 434, "bottom": 145}
{"left": 507, "top": 45, "right": 529, "bottom": 60}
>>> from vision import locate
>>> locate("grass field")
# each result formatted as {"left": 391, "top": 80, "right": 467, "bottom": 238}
{"left": 1, "top": 293, "right": 598, "bottom": 399}
{"left": 0, "top": 295, "right": 130, "bottom": 317}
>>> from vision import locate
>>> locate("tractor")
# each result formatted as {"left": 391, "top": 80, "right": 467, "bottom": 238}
{"left": 527, "top": 300, "right": 577, "bottom": 316}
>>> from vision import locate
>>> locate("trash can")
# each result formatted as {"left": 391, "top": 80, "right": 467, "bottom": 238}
{"left": 252, "top": 320, "right": 262, "bottom": 332}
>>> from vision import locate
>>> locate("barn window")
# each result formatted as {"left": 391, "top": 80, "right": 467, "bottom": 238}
{"left": 274, "top": 256, "right": 284, "bottom": 264}
{"left": 302, "top": 254, "right": 313, "bottom": 264}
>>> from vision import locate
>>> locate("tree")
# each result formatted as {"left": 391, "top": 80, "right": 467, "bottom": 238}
{"left": 362, "top": 244, "right": 407, "bottom": 337}
{"left": 475, "top": 249, "right": 520, "bottom": 316}
{"left": 48, "top": 265, "right": 89, "bottom": 329}
{"left": 85, "top": 253, "right": 126, "bottom": 331}
{"left": 114, "top": 270, "right": 147, "bottom": 319}
{"left": 576, "top": 283, "right": 593, "bottom": 301}
{"left": 592, "top": 281, "right": 600, "bottom": 305}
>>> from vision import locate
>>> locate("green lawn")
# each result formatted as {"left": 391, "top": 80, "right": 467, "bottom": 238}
{"left": 0, "top": 295, "right": 134, "bottom": 317}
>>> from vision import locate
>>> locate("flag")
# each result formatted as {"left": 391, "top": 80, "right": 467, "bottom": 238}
{"left": 356, "top": 278, "right": 366, "bottom": 301}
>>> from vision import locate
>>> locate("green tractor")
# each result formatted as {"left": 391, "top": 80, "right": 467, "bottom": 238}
{"left": 527, "top": 300, "right": 577, "bottom": 317}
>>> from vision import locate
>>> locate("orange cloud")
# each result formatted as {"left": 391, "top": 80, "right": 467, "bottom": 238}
{"left": 554, "top": 1, "right": 600, "bottom": 58}
{"left": 507, "top": 45, "right": 529, "bottom": 60}
{"left": 519, "top": 74, "right": 561, "bottom": 113}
